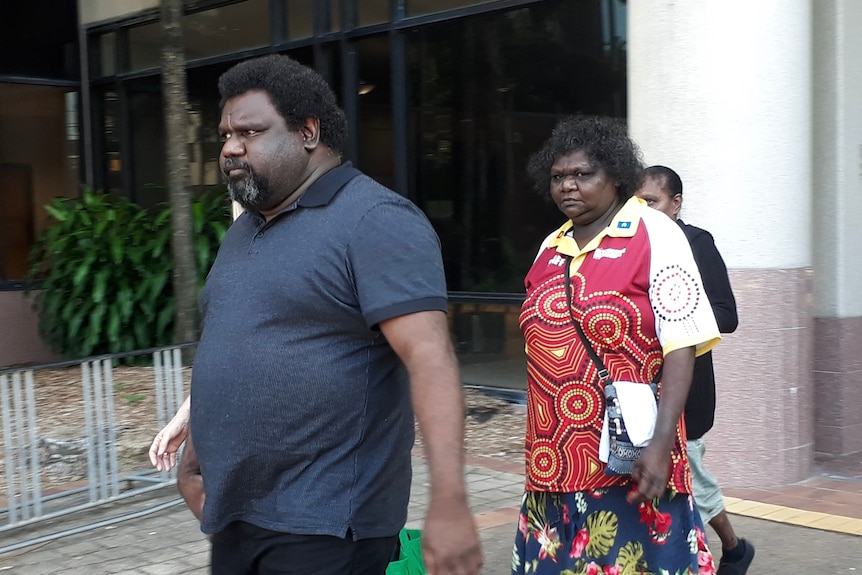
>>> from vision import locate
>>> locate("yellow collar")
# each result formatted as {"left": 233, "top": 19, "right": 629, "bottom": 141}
{"left": 547, "top": 196, "right": 645, "bottom": 257}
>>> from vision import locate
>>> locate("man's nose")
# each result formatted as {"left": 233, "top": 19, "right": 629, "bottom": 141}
{"left": 221, "top": 135, "right": 245, "bottom": 157}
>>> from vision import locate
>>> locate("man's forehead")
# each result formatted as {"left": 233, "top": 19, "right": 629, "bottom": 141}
{"left": 219, "top": 91, "right": 277, "bottom": 125}
{"left": 222, "top": 90, "right": 273, "bottom": 113}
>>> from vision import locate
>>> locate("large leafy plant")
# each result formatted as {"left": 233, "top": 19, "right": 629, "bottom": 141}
{"left": 27, "top": 186, "right": 229, "bottom": 358}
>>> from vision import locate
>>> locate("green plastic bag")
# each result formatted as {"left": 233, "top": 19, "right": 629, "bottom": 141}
{"left": 386, "top": 529, "right": 426, "bottom": 575}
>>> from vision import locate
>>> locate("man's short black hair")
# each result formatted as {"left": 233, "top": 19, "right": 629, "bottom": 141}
{"left": 218, "top": 54, "right": 347, "bottom": 152}
{"left": 640, "top": 165, "right": 684, "bottom": 196}
{"left": 526, "top": 115, "right": 643, "bottom": 202}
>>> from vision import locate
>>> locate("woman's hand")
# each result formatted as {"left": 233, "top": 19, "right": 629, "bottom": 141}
{"left": 626, "top": 345, "right": 696, "bottom": 505}
{"left": 627, "top": 441, "right": 672, "bottom": 504}
{"left": 148, "top": 396, "right": 191, "bottom": 472}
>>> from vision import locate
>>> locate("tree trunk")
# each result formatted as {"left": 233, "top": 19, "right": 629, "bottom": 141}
{"left": 161, "top": 0, "right": 199, "bottom": 353}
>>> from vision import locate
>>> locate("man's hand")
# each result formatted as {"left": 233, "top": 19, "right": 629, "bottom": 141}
{"left": 177, "top": 432, "right": 205, "bottom": 521}
{"left": 422, "top": 496, "right": 483, "bottom": 575}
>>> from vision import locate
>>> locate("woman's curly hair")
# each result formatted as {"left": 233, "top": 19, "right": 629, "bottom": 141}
{"left": 218, "top": 54, "right": 347, "bottom": 152}
{"left": 526, "top": 115, "right": 643, "bottom": 201}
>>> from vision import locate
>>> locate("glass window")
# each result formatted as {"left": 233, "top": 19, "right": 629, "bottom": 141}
{"left": 355, "top": 36, "right": 392, "bottom": 187}
{"left": 128, "top": 81, "right": 167, "bottom": 209}
{"left": 1, "top": 1, "right": 79, "bottom": 80}
{"left": 330, "top": 0, "right": 341, "bottom": 32}
{"left": 358, "top": 0, "right": 388, "bottom": 27}
{"left": 407, "top": 0, "right": 493, "bottom": 17}
{"left": 128, "top": 22, "right": 161, "bottom": 71}
{"left": 286, "top": 0, "right": 314, "bottom": 39}
{"left": 99, "top": 33, "right": 116, "bottom": 77}
{"left": 406, "top": 0, "right": 627, "bottom": 294}
{"left": 184, "top": 0, "right": 270, "bottom": 60}
{"left": 0, "top": 84, "right": 79, "bottom": 281}
{"left": 99, "top": 90, "right": 124, "bottom": 197}
{"left": 449, "top": 298, "right": 527, "bottom": 389}
{"left": 187, "top": 63, "right": 236, "bottom": 192}
{"left": 129, "top": 0, "right": 270, "bottom": 70}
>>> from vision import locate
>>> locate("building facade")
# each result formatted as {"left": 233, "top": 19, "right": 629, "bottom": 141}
{"left": 1, "top": 0, "right": 859, "bottom": 488}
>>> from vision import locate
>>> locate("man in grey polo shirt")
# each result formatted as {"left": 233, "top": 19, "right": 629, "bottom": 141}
{"left": 149, "top": 54, "right": 482, "bottom": 575}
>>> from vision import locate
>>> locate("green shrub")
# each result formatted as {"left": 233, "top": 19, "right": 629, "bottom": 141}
{"left": 27, "top": 186, "right": 230, "bottom": 358}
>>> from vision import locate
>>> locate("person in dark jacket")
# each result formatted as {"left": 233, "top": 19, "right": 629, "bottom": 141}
{"left": 637, "top": 165, "right": 755, "bottom": 575}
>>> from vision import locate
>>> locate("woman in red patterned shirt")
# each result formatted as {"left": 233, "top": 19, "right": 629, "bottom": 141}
{"left": 512, "top": 116, "right": 721, "bottom": 575}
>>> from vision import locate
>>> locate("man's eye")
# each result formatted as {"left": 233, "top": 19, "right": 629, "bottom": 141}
{"left": 244, "top": 129, "right": 259, "bottom": 136}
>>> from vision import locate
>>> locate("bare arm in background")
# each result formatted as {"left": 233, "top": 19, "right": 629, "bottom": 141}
{"left": 148, "top": 395, "right": 190, "bottom": 472}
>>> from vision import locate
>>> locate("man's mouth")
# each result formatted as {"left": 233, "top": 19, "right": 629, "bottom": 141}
{"left": 223, "top": 160, "right": 251, "bottom": 178}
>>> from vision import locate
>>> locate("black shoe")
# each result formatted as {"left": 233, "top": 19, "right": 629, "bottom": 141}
{"left": 717, "top": 538, "right": 755, "bottom": 575}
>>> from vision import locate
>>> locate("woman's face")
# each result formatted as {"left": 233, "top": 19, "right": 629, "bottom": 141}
{"left": 549, "top": 150, "right": 620, "bottom": 225}
{"left": 636, "top": 176, "right": 681, "bottom": 220}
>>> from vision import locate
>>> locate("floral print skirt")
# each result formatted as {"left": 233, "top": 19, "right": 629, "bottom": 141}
{"left": 512, "top": 487, "right": 715, "bottom": 575}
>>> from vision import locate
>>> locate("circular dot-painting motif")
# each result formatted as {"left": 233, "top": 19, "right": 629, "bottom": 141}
{"left": 651, "top": 264, "right": 700, "bottom": 322}
{"left": 534, "top": 282, "right": 569, "bottom": 327}
{"left": 529, "top": 441, "right": 562, "bottom": 483}
{"left": 581, "top": 304, "right": 630, "bottom": 348}
{"left": 557, "top": 384, "right": 602, "bottom": 430}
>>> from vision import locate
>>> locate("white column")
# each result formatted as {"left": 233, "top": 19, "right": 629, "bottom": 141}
{"left": 811, "top": 0, "right": 862, "bottom": 455}
{"left": 813, "top": 0, "right": 862, "bottom": 318}
{"left": 628, "top": 0, "right": 812, "bottom": 270}
{"left": 627, "top": 0, "right": 815, "bottom": 487}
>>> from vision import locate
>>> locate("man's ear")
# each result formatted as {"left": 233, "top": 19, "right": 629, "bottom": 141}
{"left": 300, "top": 117, "right": 321, "bottom": 150}
{"left": 673, "top": 193, "right": 683, "bottom": 216}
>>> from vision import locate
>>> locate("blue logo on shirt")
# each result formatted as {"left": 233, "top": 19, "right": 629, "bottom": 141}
{"left": 617, "top": 221, "right": 631, "bottom": 229}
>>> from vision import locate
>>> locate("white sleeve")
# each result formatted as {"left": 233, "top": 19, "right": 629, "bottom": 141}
{"left": 642, "top": 210, "right": 721, "bottom": 357}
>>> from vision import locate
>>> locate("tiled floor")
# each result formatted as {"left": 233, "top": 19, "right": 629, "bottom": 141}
{"left": 723, "top": 452, "right": 862, "bottom": 535}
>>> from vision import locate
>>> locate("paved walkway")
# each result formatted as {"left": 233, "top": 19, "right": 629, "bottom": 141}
{"left": 1, "top": 452, "right": 861, "bottom": 574}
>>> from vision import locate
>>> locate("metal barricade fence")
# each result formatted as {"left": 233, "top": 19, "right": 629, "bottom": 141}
{"left": 0, "top": 343, "right": 195, "bottom": 552}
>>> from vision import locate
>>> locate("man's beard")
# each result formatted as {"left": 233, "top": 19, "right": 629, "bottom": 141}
{"left": 223, "top": 161, "right": 272, "bottom": 211}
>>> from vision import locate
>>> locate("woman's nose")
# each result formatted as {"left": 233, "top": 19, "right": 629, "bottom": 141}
{"left": 560, "top": 175, "right": 579, "bottom": 190}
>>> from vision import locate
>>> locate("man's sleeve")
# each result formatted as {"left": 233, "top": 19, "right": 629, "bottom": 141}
{"left": 347, "top": 200, "right": 449, "bottom": 328}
